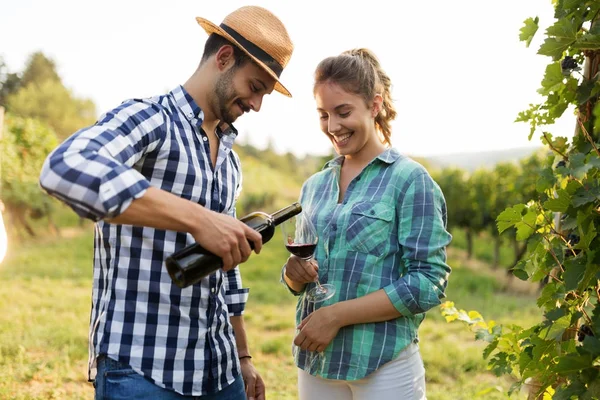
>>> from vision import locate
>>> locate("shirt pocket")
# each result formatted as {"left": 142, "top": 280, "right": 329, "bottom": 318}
{"left": 345, "top": 202, "right": 394, "bottom": 257}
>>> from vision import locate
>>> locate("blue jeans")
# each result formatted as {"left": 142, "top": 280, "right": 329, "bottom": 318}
{"left": 94, "top": 355, "right": 246, "bottom": 399}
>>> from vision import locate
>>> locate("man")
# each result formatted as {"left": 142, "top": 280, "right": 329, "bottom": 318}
{"left": 39, "top": 6, "right": 293, "bottom": 400}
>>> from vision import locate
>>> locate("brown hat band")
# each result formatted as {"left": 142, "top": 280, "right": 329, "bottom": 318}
{"left": 219, "top": 23, "right": 284, "bottom": 77}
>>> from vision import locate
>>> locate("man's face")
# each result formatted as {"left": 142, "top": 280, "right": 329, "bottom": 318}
{"left": 213, "top": 60, "right": 276, "bottom": 125}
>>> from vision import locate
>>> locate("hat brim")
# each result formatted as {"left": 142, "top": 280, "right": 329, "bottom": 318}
{"left": 196, "top": 17, "right": 292, "bottom": 97}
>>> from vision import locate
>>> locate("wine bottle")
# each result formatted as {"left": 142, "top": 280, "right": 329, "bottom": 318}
{"left": 165, "top": 202, "right": 302, "bottom": 288}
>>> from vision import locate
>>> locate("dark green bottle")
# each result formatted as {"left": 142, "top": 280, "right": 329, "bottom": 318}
{"left": 166, "top": 202, "right": 302, "bottom": 288}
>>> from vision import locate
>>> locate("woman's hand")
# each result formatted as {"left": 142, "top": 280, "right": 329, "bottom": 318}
{"left": 293, "top": 305, "right": 341, "bottom": 352}
{"left": 284, "top": 255, "right": 319, "bottom": 284}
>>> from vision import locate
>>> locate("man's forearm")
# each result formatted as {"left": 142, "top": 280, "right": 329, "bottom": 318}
{"left": 230, "top": 316, "right": 251, "bottom": 358}
{"left": 106, "top": 186, "right": 204, "bottom": 233}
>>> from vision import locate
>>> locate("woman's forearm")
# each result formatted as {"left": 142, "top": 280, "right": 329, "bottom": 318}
{"left": 331, "top": 289, "right": 402, "bottom": 327}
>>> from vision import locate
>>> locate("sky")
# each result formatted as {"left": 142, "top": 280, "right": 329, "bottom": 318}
{"left": 0, "top": 0, "right": 577, "bottom": 157}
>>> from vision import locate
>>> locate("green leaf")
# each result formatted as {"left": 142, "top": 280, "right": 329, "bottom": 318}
{"left": 546, "top": 17, "right": 578, "bottom": 42}
{"left": 554, "top": 354, "right": 593, "bottom": 373}
{"left": 553, "top": 380, "right": 587, "bottom": 400}
{"left": 496, "top": 204, "right": 526, "bottom": 233}
{"left": 520, "top": 17, "right": 539, "bottom": 47}
{"left": 570, "top": 152, "right": 593, "bottom": 179}
{"left": 573, "top": 34, "right": 600, "bottom": 51}
{"left": 576, "top": 212, "right": 597, "bottom": 250}
{"left": 543, "top": 189, "right": 571, "bottom": 212}
{"left": 512, "top": 268, "right": 529, "bottom": 281}
{"left": 482, "top": 340, "right": 499, "bottom": 360}
{"left": 537, "top": 167, "right": 557, "bottom": 192}
{"left": 563, "top": 255, "right": 586, "bottom": 291}
{"left": 538, "top": 63, "right": 564, "bottom": 94}
{"left": 545, "top": 307, "right": 566, "bottom": 321}
{"left": 561, "top": 0, "right": 581, "bottom": 10}
{"left": 516, "top": 210, "right": 537, "bottom": 241}
{"left": 594, "top": 102, "right": 600, "bottom": 135}
{"left": 531, "top": 335, "right": 558, "bottom": 363}
{"left": 582, "top": 336, "right": 600, "bottom": 357}
{"left": 541, "top": 133, "right": 569, "bottom": 154}
{"left": 578, "top": 250, "right": 598, "bottom": 292}
{"left": 576, "top": 78, "right": 600, "bottom": 106}
{"left": 538, "top": 38, "right": 572, "bottom": 59}
{"left": 542, "top": 315, "right": 571, "bottom": 341}
{"left": 537, "top": 282, "right": 566, "bottom": 309}
{"left": 572, "top": 182, "right": 600, "bottom": 207}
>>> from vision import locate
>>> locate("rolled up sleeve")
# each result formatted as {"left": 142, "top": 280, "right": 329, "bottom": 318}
{"left": 223, "top": 267, "right": 249, "bottom": 315}
{"left": 384, "top": 172, "right": 452, "bottom": 317}
{"left": 39, "top": 99, "right": 166, "bottom": 221}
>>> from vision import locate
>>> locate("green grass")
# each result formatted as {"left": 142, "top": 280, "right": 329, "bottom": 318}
{"left": 0, "top": 226, "right": 543, "bottom": 399}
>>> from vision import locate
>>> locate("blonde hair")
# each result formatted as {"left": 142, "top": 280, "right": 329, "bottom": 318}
{"left": 313, "top": 48, "right": 397, "bottom": 146}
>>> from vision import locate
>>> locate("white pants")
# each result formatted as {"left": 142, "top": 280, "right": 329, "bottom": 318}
{"left": 298, "top": 343, "right": 426, "bottom": 400}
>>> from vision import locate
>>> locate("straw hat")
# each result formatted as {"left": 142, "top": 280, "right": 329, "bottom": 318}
{"left": 196, "top": 6, "right": 294, "bottom": 97}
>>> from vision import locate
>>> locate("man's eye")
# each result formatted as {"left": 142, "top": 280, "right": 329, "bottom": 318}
{"left": 319, "top": 114, "right": 328, "bottom": 120}
{"left": 340, "top": 112, "right": 350, "bottom": 118}
{"left": 250, "top": 85, "right": 258, "bottom": 93}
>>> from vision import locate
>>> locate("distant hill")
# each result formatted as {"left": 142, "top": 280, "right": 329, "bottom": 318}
{"left": 422, "top": 146, "right": 543, "bottom": 172}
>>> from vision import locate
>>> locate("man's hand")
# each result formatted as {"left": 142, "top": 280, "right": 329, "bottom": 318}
{"left": 284, "top": 255, "right": 318, "bottom": 284}
{"left": 240, "top": 358, "right": 265, "bottom": 400}
{"left": 105, "top": 187, "right": 263, "bottom": 271}
{"left": 191, "top": 209, "right": 263, "bottom": 271}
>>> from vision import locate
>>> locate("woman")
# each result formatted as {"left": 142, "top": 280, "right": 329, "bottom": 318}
{"left": 281, "top": 48, "right": 452, "bottom": 399}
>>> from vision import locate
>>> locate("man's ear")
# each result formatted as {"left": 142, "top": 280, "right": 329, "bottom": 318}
{"left": 372, "top": 94, "right": 384, "bottom": 118}
{"left": 215, "top": 45, "right": 235, "bottom": 71}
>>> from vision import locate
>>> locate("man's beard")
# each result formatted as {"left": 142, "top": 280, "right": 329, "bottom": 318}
{"left": 214, "top": 68, "right": 237, "bottom": 125}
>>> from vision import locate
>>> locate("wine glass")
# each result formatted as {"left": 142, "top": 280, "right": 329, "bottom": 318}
{"left": 281, "top": 213, "right": 335, "bottom": 303}
{"left": 281, "top": 212, "right": 334, "bottom": 374}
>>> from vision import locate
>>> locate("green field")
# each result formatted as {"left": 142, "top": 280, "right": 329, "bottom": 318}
{"left": 0, "top": 226, "right": 543, "bottom": 399}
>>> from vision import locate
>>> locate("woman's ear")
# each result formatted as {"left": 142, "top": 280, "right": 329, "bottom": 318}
{"left": 372, "top": 94, "right": 383, "bottom": 118}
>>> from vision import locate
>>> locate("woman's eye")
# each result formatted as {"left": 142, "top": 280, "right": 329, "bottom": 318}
{"left": 339, "top": 112, "right": 350, "bottom": 118}
{"left": 319, "top": 114, "right": 328, "bottom": 120}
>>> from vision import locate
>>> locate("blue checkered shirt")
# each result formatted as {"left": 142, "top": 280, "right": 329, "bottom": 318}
{"left": 284, "top": 149, "right": 452, "bottom": 380}
{"left": 39, "top": 86, "right": 248, "bottom": 396}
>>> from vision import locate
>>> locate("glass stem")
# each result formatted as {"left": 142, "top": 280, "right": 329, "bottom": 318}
{"left": 306, "top": 256, "right": 323, "bottom": 291}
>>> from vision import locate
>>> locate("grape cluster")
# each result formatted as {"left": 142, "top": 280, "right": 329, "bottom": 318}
{"left": 561, "top": 56, "right": 580, "bottom": 75}
{"left": 577, "top": 324, "right": 594, "bottom": 342}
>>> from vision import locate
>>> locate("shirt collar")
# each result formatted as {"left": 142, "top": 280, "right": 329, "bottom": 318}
{"left": 170, "top": 85, "right": 239, "bottom": 142}
{"left": 323, "top": 147, "right": 402, "bottom": 169}
{"left": 170, "top": 85, "right": 204, "bottom": 128}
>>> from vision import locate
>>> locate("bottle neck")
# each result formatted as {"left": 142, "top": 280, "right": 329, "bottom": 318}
{"left": 272, "top": 202, "right": 302, "bottom": 226}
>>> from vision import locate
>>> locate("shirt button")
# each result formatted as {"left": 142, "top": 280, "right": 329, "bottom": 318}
{"left": 211, "top": 287, "right": 215, "bottom": 293}
{"left": 203, "top": 136, "right": 208, "bottom": 142}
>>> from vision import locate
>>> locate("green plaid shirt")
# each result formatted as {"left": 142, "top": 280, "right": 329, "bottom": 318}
{"left": 284, "top": 148, "right": 452, "bottom": 380}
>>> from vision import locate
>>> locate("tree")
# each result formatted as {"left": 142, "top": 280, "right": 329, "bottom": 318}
{"left": 8, "top": 79, "right": 96, "bottom": 140}
{"left": 442, "top": 2, "right": 600, "bottom": 398}
{"left": 434, "top": 167, "right": 478, "bottom": 257}
{"left": 19, "top": 51, "right": 60, "bottom": 87}
{"left": 6, "top": 52, "right": 96, "bottom": 139}
{"left": 1, "top": 113, "right": 59, "bottom": 237}
{"left": 0, "top": 56, "right": 21, "bottom": 107}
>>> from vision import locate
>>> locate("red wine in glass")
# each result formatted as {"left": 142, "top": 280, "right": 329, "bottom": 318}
{"left": 281, "top": 213, "right": 335, "bottom": 303}
{"left": 285, "top": 243, "right": 317, "bottom": 259}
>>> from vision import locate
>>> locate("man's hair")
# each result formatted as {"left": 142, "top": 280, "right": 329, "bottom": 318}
{"left": 200, "top": 33, "right": 250, "bottom": 67}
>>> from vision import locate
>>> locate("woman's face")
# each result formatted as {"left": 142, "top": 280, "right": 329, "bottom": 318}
{"left": 314, "top": 81, "right": 381, "bottom": 159}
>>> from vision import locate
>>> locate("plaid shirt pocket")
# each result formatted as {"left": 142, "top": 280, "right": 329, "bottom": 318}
{"left": 345, "top": 201, "right": 394, "bottom": 256}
